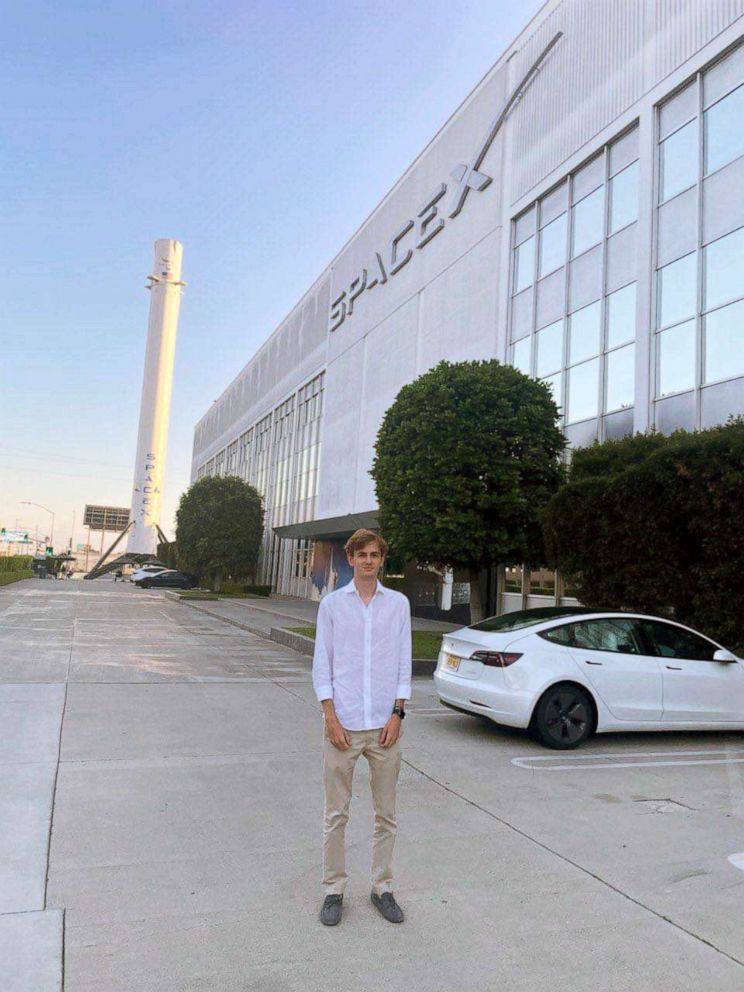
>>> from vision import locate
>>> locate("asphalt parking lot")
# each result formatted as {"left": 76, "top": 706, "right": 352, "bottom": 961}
{"left": 4, "top": 579, "right": 744, "bottom": 991}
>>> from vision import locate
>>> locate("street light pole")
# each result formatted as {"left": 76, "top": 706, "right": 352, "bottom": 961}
{"left": 20, "top": 502, "right": 55, "bottom": 549}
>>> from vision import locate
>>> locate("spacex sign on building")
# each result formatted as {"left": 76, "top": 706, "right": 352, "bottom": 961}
{"left": 329, "top": 33, "right": 562, "bottom": 333}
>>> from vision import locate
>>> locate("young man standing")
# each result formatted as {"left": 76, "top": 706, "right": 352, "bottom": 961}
{"left": 312, "top": 528, "right": 412, "bottom": 926}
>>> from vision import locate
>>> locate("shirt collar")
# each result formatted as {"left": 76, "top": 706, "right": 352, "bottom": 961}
{"left": 342, "top": 579, "right": 385, "bottom": 596}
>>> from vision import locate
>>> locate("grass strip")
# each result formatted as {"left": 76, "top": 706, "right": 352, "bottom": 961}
{"left": 288, "top": 626, "right": 443, "bottom": 660}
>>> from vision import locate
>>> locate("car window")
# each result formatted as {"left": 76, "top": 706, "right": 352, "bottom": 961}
{"left": 470, "top": 606, "right": 599, "bottom": 632}
{"left": 634, "top": 619, "right": 718, "bottom": 661}
{"left": 567, "top": 618, "right": 642, "bottom": 654}
{"left": 540, "top": 623, "right": 575, "bottom": 646}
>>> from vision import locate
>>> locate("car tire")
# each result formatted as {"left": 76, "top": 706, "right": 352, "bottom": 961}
{"left": 531, "top": 682, "right": 594, "bottom": 750}
{"left": 141, "top": 581, "right": 150, "bottom": 589}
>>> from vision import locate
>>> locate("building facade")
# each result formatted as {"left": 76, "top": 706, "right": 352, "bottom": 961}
{"left": 192, "top": 0, "right": 744, "bottom": 609}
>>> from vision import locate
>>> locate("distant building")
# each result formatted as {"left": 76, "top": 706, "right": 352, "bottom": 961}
{"left": 192, "top": 1, "right": 744, "bottom": 612}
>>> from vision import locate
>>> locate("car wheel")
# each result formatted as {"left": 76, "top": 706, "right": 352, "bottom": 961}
{"left": 531, "top": 683, "right": 593, "bottom": 750}
{"left": 141, "top": 581, "right": 150, "bottom": 589}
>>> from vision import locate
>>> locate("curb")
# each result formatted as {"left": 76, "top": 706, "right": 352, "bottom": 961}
{"left": 169, "top": 596, "right": 270, "bottom": 639}
{"left": 168, "top": 597, "right": 437, "bottom": 675}
{"left": 269, "top": 627, "right": 315, "bottom": 655}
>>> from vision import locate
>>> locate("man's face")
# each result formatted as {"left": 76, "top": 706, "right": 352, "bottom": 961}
{"left": 347, "top": 540, "right": 384, "bottom": 580}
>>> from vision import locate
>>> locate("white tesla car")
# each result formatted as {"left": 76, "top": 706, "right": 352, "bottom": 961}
{"left": 433, "top": 607, "right": 743, "bottom": 749}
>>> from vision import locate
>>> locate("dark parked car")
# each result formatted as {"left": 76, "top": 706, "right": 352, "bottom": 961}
{"left": 136, "top": 570, "right": 198, "bottom": 590}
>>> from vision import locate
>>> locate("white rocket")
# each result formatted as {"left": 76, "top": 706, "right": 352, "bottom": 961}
{"left": 127, "top": 239, "right": 185, "bottom": 555}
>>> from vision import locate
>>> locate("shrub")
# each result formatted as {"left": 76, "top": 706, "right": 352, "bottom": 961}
{"left": 542, "top": 421, "right": 744, "bottom": 650}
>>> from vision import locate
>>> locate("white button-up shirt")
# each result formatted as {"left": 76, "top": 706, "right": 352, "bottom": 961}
{"left": 312, "top": 580, "right": 412, "bottom": 730}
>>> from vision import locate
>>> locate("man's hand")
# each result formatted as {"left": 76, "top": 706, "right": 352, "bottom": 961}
{"left": 325, "top": 713, "right": 351, "bottom": 750}
{"left": 379, "top": 714, "right": 402, "bottom": 748}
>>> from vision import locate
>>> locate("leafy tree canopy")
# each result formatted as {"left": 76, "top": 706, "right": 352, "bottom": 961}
{"left": 542, "top": 421, "right": 744, "bottom": 650}
{"left": 371, "top": 360, "right": 565, "bottom": 616}
{"left": 176, "top": 475, "right": 264, "bottom": 588}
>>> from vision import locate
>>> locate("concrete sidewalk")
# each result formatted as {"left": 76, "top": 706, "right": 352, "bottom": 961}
{"left": 174, "top": 590, "right": 460, "bottom": 635}
{"left": 5, "top": 579, "right": 744, "bottom": 991}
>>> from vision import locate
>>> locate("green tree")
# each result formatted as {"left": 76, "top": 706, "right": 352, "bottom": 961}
{"left": 176, "top": 475, "right": 264, "bottom": 592}
{"left": 542, "top": 421, "right": 744, "bottom": 650}
{"left": 371, "top": 360, "right": 566, "bottom": 620}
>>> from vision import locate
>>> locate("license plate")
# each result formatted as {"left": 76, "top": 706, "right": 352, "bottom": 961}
{"left": 446, "top": 654, "right": 461, "bottom": 671}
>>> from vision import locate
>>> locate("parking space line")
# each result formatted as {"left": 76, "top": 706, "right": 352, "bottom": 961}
{"left": 728, "top": 853, "right": 744, "bottom": 871}
{"left": 513, "top": 748, "right": 744, "bottom": 771}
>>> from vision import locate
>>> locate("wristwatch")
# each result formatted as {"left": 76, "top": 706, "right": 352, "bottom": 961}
{"left": 392, "top": 705, "right": 406, "bottom": 719}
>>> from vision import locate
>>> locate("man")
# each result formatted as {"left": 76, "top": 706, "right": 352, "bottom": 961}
{"left": 312, "top": 528, "right": 412, "bottom": 926}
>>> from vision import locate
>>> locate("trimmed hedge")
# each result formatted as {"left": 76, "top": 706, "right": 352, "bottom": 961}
{"left": 214, "top": 581, "right": 272, "bottom": 597}
{"left": 542, "top": 421, "right": 744, "bottom": 650}
{"left": 0, "top": 556, "right": 33, "bottom": 586}
{"left": 243, "top": 584, "right": 271, "bottom": 597}
{"left": 0, "top": 570, "right": 33, "bottom": 587}
{"left": 0, "top": 555, "right": 32, "bottom": 573}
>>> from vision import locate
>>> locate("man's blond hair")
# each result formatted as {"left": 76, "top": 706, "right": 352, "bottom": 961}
{"left": 344, "top": 529, "right": 389, "bottom": 558}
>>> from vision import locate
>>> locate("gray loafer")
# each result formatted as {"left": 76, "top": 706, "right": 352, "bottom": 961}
{"left": 320, "top": 894, "right": 343, "bottom": 926}
{"left": 371, "top": 891, "right": 404, "bottom": 923}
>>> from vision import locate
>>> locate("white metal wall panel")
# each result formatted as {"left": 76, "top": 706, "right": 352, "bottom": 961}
{"left": 510, "top": 0, "right": 645, "bottom": 204}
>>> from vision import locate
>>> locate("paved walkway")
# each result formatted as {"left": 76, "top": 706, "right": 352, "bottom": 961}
{"left": 5, "top": 579, "right": 744, "bottom": 991}
{"left": 184, "top": 591, "right": 459, "bottom": 635}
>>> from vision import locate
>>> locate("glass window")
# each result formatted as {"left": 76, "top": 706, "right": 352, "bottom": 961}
{"left": 660, "top": 82, "right": 697, "bottom": 140}
{"left": 530, "top": 568, "right": 556, "bottom": 596}
{"left": 540, "top": 624, "right": 575, "bottom": 646}
{"left": 635, "top": 619, "right": 718, "bottom": 660}
{"left": 606, "top": 344, "right": 635, "bottom": 412}
{"left": 571, "top": 618, "right": 642, "bottom": 653}
{"left": 609, "top": 161, "right": 638, "bottom": 233}
{"left": 571, "top": 187, "right": 605, "bottom": 257}
{"left": 512, "top": 335, "right": 532, "bottom": 375}
{"left": 536, "top": 319, "right": 563, "bottom": 377}
{"left": 514, "top": 207, "right": 536, "bottom": 245}
{"left": 660, "top": 119, "right": 699, "bottom": 202}
{"left": 503, "top": 565, "right": 523, "bottom": 594}
{"left": 658, "top": 253, "right": 697, "bottom": 328}
{"left": 568, "top": 358, "right": 599, "bottom": 423}
{"left": 541, "top": 371, "right": 563, "bottom": 407}
{"left": 569, "top": 301, "right": 601, "bottom": 364}
{"left": 705, "top": 84, "right": 744, "bottom": 175}
{"left": 607, "top": 283, "right": 636, "bottom": 348}
{"left": 514, "top": 236, "right": 535, "bottom": 292}
{"left": 704, "top": 227, "right": 744, "bottom": 311}
{"left": 705, "top": 298, "right": 744, "bottom": 384}
{"left": 539, "top": 213, "right": 567, "bottom": 277}
{"left": 658, "top": 319, "right": 696, "bottom": 396}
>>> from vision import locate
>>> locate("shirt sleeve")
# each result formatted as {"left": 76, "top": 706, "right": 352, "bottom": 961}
{"left": 396, "top": 595, "right": 413, "bottom": 700}
{"left": 312, "top": 597, "right": 334, "bottom": 702}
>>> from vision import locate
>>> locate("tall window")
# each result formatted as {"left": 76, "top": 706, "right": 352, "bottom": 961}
{"left": 253, "top": 414, "right": 273, "bottom": 498}
{"left": 509, "top": 126, "right": 639, "bottom": 443}
{"left": 238, "top": 427, "right": 254, "bottom": 483}
{"left": 270, "top": 396, "right": 296, "bottom": 528}
{"left": 225, "top": 439, "right": 239, "bottom": 476}
{"left": 293, "top": 373, "right": 324, "bottom": 524}
{"left": 655, "top": 42, "right": 744, "bottom": 429}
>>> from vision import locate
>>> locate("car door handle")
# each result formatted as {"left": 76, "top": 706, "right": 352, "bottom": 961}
{"left": 584, "top": 660, "right": 603, "bottom": 666}
{"left": 666, "top": 665, "right": 682, "bottom": 670}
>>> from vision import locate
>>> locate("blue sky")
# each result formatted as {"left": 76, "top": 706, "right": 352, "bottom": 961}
{"left": 1, "top": 0, "right": 543, "bottom": 551}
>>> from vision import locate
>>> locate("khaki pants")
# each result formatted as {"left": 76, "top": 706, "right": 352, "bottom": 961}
{"left": 322, "top": 726, "right": 402, "bottom": 896}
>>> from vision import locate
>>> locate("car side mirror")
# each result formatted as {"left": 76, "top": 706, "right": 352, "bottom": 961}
{"left": 713, "top": 648, "right": 738, "bottom": 663}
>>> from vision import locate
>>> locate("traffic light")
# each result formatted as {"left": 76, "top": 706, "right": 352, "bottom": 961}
{"left": 45, "top": 546, "right": 53, "bottom": 556}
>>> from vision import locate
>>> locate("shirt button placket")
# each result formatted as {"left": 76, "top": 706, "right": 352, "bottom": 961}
{"left": 363, "top": 599, "right": 373, "bottom": 728}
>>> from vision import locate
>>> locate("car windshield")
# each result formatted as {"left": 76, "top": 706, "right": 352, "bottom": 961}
{"left": 469, "top": 606, "right": 599, "bottom": 633}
